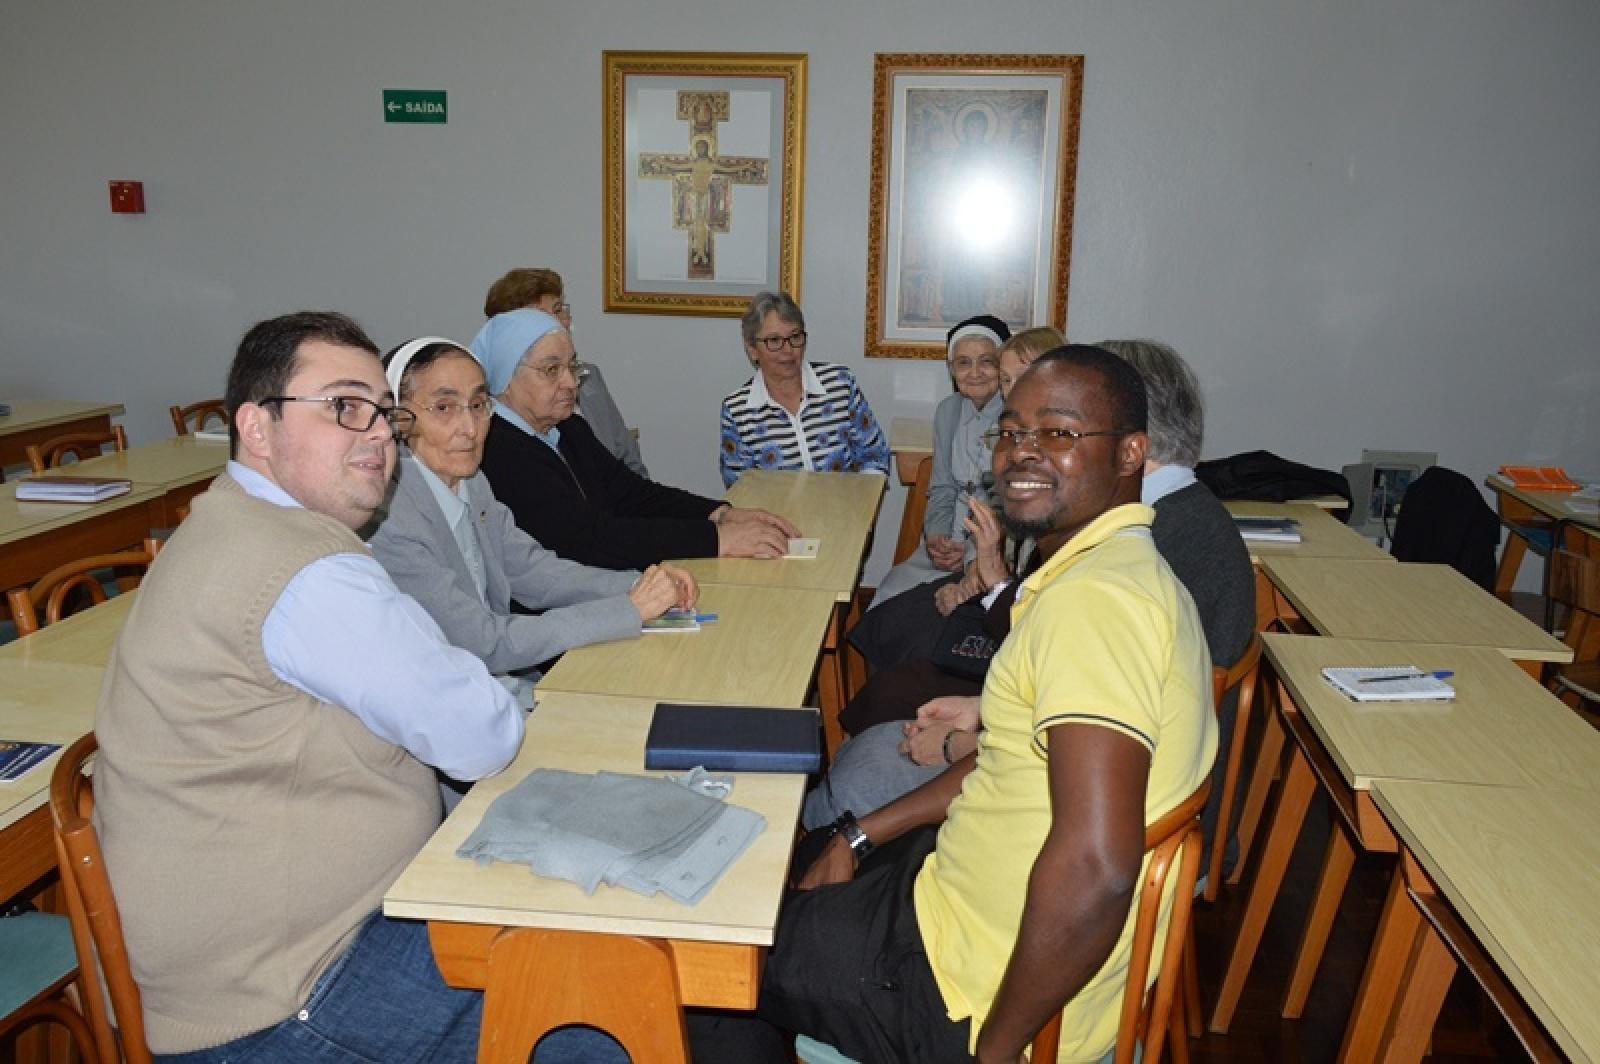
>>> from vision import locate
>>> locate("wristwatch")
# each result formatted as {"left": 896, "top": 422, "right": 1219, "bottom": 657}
{"left": 831, "top": 810, "right": 875, "bottom": 861}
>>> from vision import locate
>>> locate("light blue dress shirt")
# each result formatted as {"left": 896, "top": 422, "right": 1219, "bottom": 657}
{"left": 230, "top": 462, "right": 524, "bottom": 781}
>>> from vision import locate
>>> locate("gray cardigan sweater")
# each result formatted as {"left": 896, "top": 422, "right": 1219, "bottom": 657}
{"left": 367, "top": 454, "right": 641, "bottom": 673}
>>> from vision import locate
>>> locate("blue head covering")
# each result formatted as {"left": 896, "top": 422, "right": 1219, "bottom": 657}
{"left": 469, "top": 309, "right": 564, "bottom": 394}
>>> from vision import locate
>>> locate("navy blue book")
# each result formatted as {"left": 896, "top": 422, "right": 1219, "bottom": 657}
{"left": 645, "top": 703, "right": 822, "bottom": 774}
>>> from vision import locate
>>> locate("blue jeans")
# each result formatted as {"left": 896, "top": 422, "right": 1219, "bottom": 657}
{"left": 158, "top": 912, "right": 628, "bottom": 1063}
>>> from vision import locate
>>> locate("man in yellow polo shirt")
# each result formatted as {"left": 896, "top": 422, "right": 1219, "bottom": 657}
{"left": 747, "top": 346, "right": 1216, "bottom": 1063}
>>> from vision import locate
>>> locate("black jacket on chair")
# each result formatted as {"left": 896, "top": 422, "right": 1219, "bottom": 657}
{"left": 1389, "top": 467, "right": 1501, "bottom": 590}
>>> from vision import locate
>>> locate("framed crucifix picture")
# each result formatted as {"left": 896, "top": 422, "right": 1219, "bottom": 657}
{"left": 865, "top": 54, "right": 1083, "bottom": 358}
{"left": 603, "top": 51, "right": 807, "bottom": 317}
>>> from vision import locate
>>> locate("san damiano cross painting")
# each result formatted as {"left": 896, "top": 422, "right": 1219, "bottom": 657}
{"left": 637, "top": 91, "right": 771, "bottom": 280}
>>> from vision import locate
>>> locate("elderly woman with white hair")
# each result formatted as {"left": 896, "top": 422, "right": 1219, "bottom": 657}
{"left": 866, "top": 313, "right": 1011, "bottom": 608}
{"left": 475, "top": 309, "right": 798, "bottom": 571}
{"left": 366, "top": 336, "right": 697, "bottom": 708}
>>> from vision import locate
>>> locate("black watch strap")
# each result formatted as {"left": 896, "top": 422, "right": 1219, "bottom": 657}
{"left": 832, "top": 810, "right": 874, "bottom": 860}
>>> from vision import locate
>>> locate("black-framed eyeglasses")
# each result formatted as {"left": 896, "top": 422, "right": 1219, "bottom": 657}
{"left": 413, "top": 397, "right": 495, "bottom": 422}
{"left": 517, "top": 359, "right": 590, "bottom": 383}
{"left": 755, "top": 331, "right": 807, "bottom": 352}
{"left": 981, "top": 426, "right": 1126, "bottom": 452}
{"left": 260, "top": 395, "right": 415, "bottom": 435}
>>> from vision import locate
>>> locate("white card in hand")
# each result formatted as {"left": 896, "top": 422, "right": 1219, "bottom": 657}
{"left": 786, "top": 537, "right": 820, "bottom": 559}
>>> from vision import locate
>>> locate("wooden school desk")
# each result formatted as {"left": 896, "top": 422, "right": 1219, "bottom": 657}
{"left": 535, "top": 584, "right": 836, "bottom": 708}
{"left": 1224, "top": 500, "right": 1393, "bottom": 629}
{"left": 1485, "top": 473, "right": 1600, "bottom": 602}
{"left": 62, "top": 435, "right": 228, "bottom": 524}
{"left": 0, "top": 592, "right": 134, "bottom": 904}
{"left": 0, "top": 482, "right": 166, "bottom": 598}
{"left": 1258, "top": 556, "right": 1573, "bottom": 676}
{"left": 384, "top": 692, "right": 805, "bottom": 1060}
{"left": 1353, "top": 779, "right": 1600, "bottom": 1064}
{"left": 0, "top": 399, "right": 124, "bottom": 470}
{"left": 1208, "top": 634, "right": 1600, "bottom": 1041}
{"left": 671, "top": 470, "right": 885, "bottom": 743}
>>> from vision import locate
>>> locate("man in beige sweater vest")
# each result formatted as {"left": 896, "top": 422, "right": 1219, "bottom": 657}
{"left": 92, "top": 312, "right": 624, "bottom": 1063}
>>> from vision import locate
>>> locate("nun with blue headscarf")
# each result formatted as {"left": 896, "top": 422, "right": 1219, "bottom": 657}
{"left": 474, "top": 309, "right": 799, "bottom": 570}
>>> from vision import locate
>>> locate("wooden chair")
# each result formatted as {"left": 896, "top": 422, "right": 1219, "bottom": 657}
{"left": 26, "top": 424, "right": 128, "bottom": 473}
{"left": 169, "top": 399, "right": 227, "bottom": 437}
{"left": 891, "top": 456, "right": 933, "bottom": 565}
{"left": 50, "top": 732, "right": 154, "bottom": 1064}
{"left": 1205, "top": 633, "right": 1263, "bottom": 903}
{"left": 1032, "top": 778, "right": 1211, "bottom": 1064}
{"left": 1547, "top": 546, "right": 1600, "bottom": 711}
{"left": 6, "top": 538, "right": 161, "bottom": 637}
{"left": 0, "top": 911, "right": 96, "bottom": 1062}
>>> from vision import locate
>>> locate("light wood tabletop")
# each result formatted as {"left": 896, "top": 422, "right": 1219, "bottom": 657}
{"left": 672, "top": 470, "right": 885, "bottom": 603}
{"left": 1370, "top": 779, "right": 1600, "bottom": 1062}
{"left": 0, "top": 399, "right": 125, "bottom": 468}
{"left": 64, "top": 435, "right": 228, "bottom": 491}
{"left": 1224, "top": 500, "right": 1392, "bottom": 563}
{"left": 889, "top": 416, "right": 934, "bottom": 483}
{"left": 0, "top": 482, "right": 166, "bottom": 594}
{"left": 1260, "top": 556, "right": 1573, "bottom": 665}
{"left": 384, "top": 691, "right": 805, "bottom": 946}
{"left": 1263, "top": 634, "right": 1600, "bottom": 792}
{"left": 536, "top": 583, "right": 835, "bottom": 707}
{"left": 0, "top": 592, "right": 132, "bottom": 905}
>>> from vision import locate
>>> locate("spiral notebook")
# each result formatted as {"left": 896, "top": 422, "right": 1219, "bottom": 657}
{"left": 1321, "top": 667, "right": 1455, "bottom": 702}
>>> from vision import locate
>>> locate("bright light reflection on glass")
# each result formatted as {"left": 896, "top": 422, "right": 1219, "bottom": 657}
{"left": 948, "top": 173, "right": 1018, "bottom": 252}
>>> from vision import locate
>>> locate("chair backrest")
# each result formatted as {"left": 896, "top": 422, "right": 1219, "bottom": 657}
{"left": 5, "top": 539, "right": 161, "bottom": 637}
{"left": 893, "top": 456, "right": 934, "bottom": 565}
{"left": 49, "top": 732, "right": 154, "bottom": 1064}
{"left": 26, "top": 425, "right": 129, "bottom": 473}
{"left": 168, "top": 400, "right": 228, "bottom": 437}
{"left": 1030, "top": 778, "right": 1211, "bottom": 1064}
{"left": 1205, "top": 633, "right": 1263, "bottom": 901}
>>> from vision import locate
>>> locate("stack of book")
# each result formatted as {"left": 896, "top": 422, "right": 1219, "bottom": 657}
{"left": 1232, "top": 514, "right": 1302, "bottom": 544}
{"left": 14, "top": 475, "right": 132, "bottom": 503}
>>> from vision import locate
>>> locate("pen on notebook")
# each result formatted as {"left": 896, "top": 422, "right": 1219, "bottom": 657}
{"left": 1357, "top": 670, "right": 1454, "bottom": 685}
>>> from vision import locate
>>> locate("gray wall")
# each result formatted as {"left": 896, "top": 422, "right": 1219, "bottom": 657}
{"left": 4, "top": 0, "right": 1596, "bottom": 584}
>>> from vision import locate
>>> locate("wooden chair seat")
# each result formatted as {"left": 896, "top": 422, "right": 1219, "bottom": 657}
{"left": 0, "top": 911, "right": 95, "bottom": 1053}
{"left": 169, "top": 399, "right": 227, "bottom": 436}
{"left": 6, "top": 538, "right": 161, "bottom": 637}
{"left": 25, "top": 424, "right": 128, "bottom": 473}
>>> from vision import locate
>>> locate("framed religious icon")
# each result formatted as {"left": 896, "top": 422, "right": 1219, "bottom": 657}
{"left": 603, "top": 51, "right": 807, "bottom": 317}
{"left": 865, "top": 54, "right": 1083, "bottom": 358}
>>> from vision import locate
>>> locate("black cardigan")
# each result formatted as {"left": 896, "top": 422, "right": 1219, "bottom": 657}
{"left": 479, "top": 413, "right": 720, "bottom": 570}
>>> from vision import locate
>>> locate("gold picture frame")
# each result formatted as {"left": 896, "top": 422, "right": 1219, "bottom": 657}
{"left": 602, "top": 51, "right": 807, "bottom": 317}
{"left": 864, "top": 53, "right": 1083, "bottom": 358}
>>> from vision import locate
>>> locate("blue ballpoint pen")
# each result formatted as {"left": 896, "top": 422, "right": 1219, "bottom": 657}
{"left": 1357, "top": 670, "right": 1454, "bottom": 685}
{"left": 694, "top": 613, "right": 719, "bottom": 623}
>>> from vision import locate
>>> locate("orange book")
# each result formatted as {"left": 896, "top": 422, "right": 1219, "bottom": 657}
{"left": 1498, "top": 465, "right": 1581, "bottom": 492}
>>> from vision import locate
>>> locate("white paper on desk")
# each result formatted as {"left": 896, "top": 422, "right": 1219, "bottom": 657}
{"left": 786, "top": 537, "right": 820, "bottom": 558}
{"left": 1321, "top": 667, "right": 1455, "bottom": 703}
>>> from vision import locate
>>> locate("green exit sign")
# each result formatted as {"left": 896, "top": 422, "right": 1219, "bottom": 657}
{"left": 383, "top": 89, "right": 447, "bottom": 124}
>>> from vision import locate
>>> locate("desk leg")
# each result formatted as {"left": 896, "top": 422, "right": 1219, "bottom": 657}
{"left": 1338, "top": 869, "right": 1425, "bottom": 1063}
{"left": 1228, "top": 695, "right": 1286, "bottom": 886}
{"left": 1209, "top": 743, "right": 1316, "bottom": 1034}
{"left": 1282, "top": 826, "right": 1356, "bottom": 1017}
{"left": 1377, "top": 919, "right": 1455, "bottom": 1064}
{"left": 478, "top": 927, "right": 690, "bottom": 1064}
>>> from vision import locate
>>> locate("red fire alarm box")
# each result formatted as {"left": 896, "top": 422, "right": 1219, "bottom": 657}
{"left": 109, "top": 181, "right": 145, "bottom": 214}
